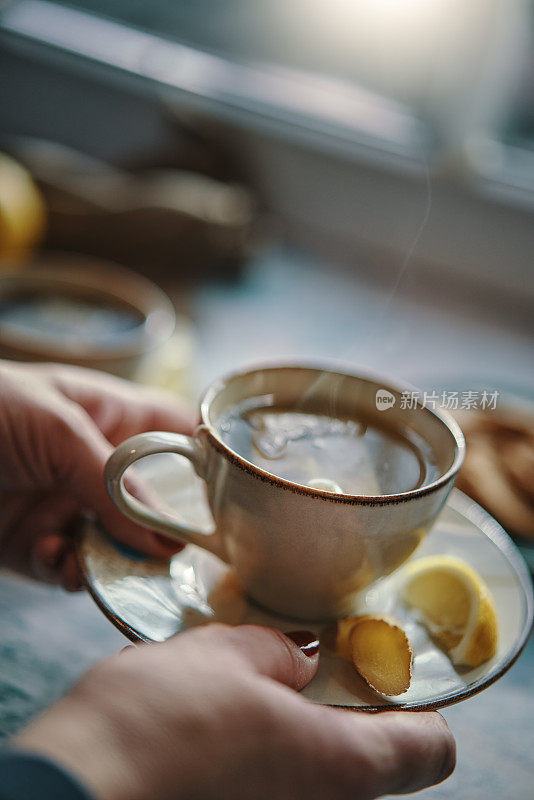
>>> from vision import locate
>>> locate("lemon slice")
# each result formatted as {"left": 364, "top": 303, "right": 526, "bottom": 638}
{"left": 402, "top": 555, "right": 498, "bottom": 668}
{"left": 337, "top": 615, "right": 413, "bottom": 696}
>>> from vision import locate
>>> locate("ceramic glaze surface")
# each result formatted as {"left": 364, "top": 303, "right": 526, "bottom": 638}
{"left": 80, "top": 478, "right": 533, "bottom": 712}
{"left": 105, "top": 366, "right": 464, "bottom": 619}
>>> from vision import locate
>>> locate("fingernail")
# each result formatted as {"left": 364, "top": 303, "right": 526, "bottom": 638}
{"left": 285, "top": 630, "right": 320, "bottom": 657}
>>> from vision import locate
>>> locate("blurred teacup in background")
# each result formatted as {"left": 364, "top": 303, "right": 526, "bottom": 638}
{"left": 0, "top": 141, "right": 258, "bottom": 394}
{"left": 0, "top": 255, "right": 195, "bottom": 393}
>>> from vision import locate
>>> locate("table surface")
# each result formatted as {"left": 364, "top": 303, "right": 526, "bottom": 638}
{"left": 1, "top": 245, "right": 533, "bottom": 798}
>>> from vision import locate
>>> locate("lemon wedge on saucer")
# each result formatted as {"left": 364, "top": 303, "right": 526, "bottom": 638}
{"left": 402, "top": 555, "right": 498, "bottom": 668}
{"left": 337, "top": 615, "right": 413, "bottom": 696}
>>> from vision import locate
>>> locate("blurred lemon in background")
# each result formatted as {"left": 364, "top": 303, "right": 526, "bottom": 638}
{"left": 0, "top": 153, "right": 46, "bottom": 267}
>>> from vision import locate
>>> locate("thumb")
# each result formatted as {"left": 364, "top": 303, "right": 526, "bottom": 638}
{"left": 53, "top": 401, "right": 180, "bottom": 559}
{"left": 176, "top": 624, "right": 320, "bottom": 691}
{"left": 321, "top": 709, "right": 456, "bottom": 798}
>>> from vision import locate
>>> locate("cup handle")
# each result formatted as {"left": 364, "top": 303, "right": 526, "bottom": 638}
{"left": 104, "top": 431, "right": 225, "bottom": 561}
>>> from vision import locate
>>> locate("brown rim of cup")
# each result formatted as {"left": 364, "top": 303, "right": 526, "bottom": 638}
{"left": 198, "top": 361, "right": 466, "bottom": 505}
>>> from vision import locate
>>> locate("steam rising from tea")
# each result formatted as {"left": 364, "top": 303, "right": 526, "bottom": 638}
{"left": 217, "top": 397, "right": 439, "bottom": 495}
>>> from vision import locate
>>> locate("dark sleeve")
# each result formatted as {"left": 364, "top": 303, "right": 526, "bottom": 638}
{"left": 0, "top": 749, "right": 94, "bottom": 800}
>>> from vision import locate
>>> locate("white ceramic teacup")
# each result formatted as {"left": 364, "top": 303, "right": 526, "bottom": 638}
{"left": 105, "top": 365, "right": 464, "bottom": 620}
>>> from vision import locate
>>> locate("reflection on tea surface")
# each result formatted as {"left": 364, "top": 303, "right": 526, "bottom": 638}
{"left": 217, "top": 397, "right": 440, "bottom": 495}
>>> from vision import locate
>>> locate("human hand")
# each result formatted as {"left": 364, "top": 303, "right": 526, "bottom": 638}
{"left": 0, "top": 360, "right": 196, "bottom": 589}
{"left": 15, "top": 624, "right": 455, "bottom": 800}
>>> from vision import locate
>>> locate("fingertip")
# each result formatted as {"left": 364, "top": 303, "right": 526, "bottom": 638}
{"left": 381, "top": 712, "right": 457, "bottom": 793}
{"left": 133, "top": 529, "right": 184, "bottom": 560}
{"left": 60, "top": 550, "right": 85, "bottom": 592}
{"left": 100, "top": 474, "right": 183, "bottom": 560}
{"left": 153, "top": 533, "right": 184, "bottom": 555}
{"left": 100, "top": 507, "right": 181, "bottom": 561}
{"left": 432, "top": 713, "right": 456, "bottom": 784}
{"left": 32, "top": 534, "right": 69, "bottom": 584}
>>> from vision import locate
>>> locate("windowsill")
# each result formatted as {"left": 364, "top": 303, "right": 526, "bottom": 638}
{"left": 1, "top": 0, "right": 533, "bottom": 296}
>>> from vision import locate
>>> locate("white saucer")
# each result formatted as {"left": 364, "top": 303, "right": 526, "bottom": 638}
{"left": 78, "top": 460, "right": 532, "bottom": 712}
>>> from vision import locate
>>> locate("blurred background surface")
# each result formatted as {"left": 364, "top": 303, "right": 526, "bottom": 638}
{"left": 0, "top": 2, "right": 533, "bottom": 798}
{"left": 2, "top": 0, "right": 534, "bottom": 291}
